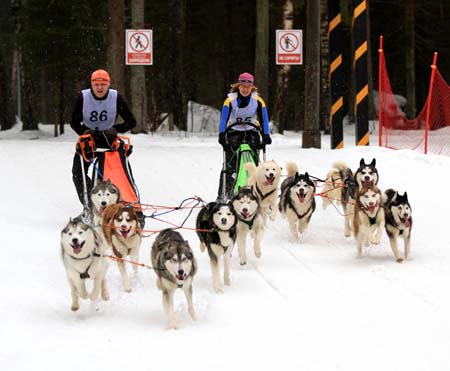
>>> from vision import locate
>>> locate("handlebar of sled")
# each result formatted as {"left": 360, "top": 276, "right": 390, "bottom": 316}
{"left": 223, "top": 122, "right": 266, "bottom": 159}
{"left": 76, "top": 134, "right": 133, "bottom": 162}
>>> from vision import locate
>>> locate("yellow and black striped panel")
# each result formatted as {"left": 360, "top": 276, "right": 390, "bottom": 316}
{"left": 353, "top": 0, "right": 369, "bottom": 146}
{"left": 328, "top": 0, "right": 344, "bottom": 149}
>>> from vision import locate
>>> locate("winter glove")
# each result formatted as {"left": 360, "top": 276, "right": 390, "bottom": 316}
{"left": 218, "top": 132, "right": 227, "bottom": 146}
{"left": 262, "top": 134, "right": 272, "bottom": 145}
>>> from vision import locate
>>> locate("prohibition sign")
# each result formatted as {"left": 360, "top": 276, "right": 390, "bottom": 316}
{"left": 279, "top": 32, "right": 299, "bottom": 52}
{"left": 129, "top": 32, "right": 149, "bottom": 52}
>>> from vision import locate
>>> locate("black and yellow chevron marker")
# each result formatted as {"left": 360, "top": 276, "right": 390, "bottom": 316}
{"left": 352, "top": 0, "right": 369, "bottom": 146}
{"left": 328, "top": 0, "right": 344, "bottom": 149}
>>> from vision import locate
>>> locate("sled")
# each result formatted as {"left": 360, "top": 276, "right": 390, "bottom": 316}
{"left": 77, "top": 134, "right": 141, "bottom": 224}
{"left": 219, "top": 122, "right": 266, "bottom": 201}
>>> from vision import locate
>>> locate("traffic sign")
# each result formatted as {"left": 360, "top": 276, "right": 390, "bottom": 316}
{"left": 276, "top": 30, "right": 303, "bottom": 65}
{"left": 126, "top": 29, "right": 152, "bottom": 65}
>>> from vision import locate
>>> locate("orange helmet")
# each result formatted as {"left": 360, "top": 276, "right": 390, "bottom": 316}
{"left": 91, "top": 69, "right": 110, "bottom": 83}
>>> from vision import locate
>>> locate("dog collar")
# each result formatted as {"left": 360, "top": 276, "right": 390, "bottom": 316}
{"left": 69, "top": 251, "right": 101, "bottom": 261}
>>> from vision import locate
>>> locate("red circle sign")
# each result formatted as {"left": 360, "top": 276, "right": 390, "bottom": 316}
{"left": 129, "top": 32, "right": 149, "bottom": 52}
{"left": 279, "top": 32, "right": 299, "bottom": 52}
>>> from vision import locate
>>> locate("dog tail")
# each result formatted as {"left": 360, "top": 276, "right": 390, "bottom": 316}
{"left": 285, "top": 162, "right": 298, "bottom": 177}
{"left": 244, "top": 162, "right": 257, "bottom": 178}
{"left": 331, "top": 161, "right": 351, "bottom": 173}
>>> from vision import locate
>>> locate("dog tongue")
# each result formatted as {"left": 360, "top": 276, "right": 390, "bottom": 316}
{"left": 263, "top": 177, "right": 274, "bottom": 186}
{"left": 298, "top": 194, "right": 306, "bottom": 203}
{"left": 368, "top": 205, "right": 376, "bottom": 213}
{"left": 73, "top": 245, "right": 82, "bottom": 254}
{"left": 404, "top": 219, "right": 411, "bottom": 228}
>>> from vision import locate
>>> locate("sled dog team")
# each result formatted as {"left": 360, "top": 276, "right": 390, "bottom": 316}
{"left": 61, "top": 158, "right": 413, "bottom": 328}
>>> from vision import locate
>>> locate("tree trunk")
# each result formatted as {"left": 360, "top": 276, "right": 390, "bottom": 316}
{"left": 168, "top": 0, "right": 187, "bottom": 131}
{"left": 303, "top": 0, "right": 321, "bottom": 148}
{"left": 405, "top": 0, "right": 416, "bottom": 117}
{"left": 0, "top": 49, "right": 14, "bottom": 130}
{"left": 107, "top": 0, "right": 125, "bottom": 94}
{"left": 255, "top": 0, "right": 269, "bottom": 104}
{"left": 130, "top": 0, "right": 149, "bottom": 133}
{"left": 272, "top": 0, "right": 293, "bottom": 133}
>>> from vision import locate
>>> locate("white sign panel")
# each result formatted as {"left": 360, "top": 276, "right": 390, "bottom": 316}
{"left": 126, "top": 29, "right": 152, "bottom": 65}
{"left": 276, "top": 29, "right": 303, "bottom": 65}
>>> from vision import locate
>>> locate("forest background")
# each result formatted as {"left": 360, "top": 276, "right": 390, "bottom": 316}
{"left": 0, "top": 0, "right": 449, "bottom": 136}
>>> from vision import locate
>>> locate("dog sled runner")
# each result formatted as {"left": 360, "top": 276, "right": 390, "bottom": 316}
{"left": 77, "top": 134, "right": 141, "bottom": 223}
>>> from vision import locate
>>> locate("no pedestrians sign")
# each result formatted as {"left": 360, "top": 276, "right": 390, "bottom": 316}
{"left": 126, "top": 29, "right": 152, "bottom": 65}
{"left": 276, "top": 30, "right": 303, "bottom": 65}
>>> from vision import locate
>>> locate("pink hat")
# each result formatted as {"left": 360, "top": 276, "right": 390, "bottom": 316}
{"left": 237, "top": 72, "right": 254, "bottom": 85}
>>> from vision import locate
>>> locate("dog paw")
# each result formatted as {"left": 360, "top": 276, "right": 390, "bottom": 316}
{"left": 240, "top": 261, "right": 247, "bottom": 266}
{"left": 79, "top": 291, "right": 89, "bottom": 300}
{"left": 224, "top": 276, "right": 231, "bottom": 286}
{"left": 90, "top": 291, "right": 100, "bottom": 301}
{"left": 214, "top": 287, "right": 224, "bottom": 294}
{"left": 71, "top": 304, "right": 79, "bottom": 311}
{"left": 254, "top": 248, "right": 261, "bottom": 258}
{"left": 101, "top": 291, "right": 110, "bottom": 301}
{"left": 189, "top": 310, "right": 197, "bottom": 321}
{"left": 168, "top": 323, "right": 178, "bottom": 330}
{"left": 396, "top": 258, "right": 403, "bottom": 263}
{"left": 124, "top": 288, "right": 132, "bottom": 293}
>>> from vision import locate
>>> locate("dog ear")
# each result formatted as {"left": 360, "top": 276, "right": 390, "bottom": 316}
{"left": 370, "top": 158, "right": 376, "bottom": 167}
{"left": 305, "top": 172, "right": 309, "bottom": 179}
{"left": 403, "top": 191, "right": 408, "bottom": 200}
{"left": 360, "top": 158, "right": 365, "bottom": 167}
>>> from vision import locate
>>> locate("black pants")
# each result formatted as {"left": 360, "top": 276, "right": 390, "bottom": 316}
{"left": 217, "top": 130, "right": 261, "bottom": 200}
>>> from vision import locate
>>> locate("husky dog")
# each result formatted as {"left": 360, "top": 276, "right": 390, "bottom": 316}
{"left": 244, "top": 160, "right": 282, "bottom": 223}
{"left": 231, "top": 186, "right": 264, "bottom": 265}
{"left": 102, "top": 203, "right": 142, "bottom": 292}
{"left": 196, "top": 201, "right": 237, "bottom": 293}
{"left": 90, "top": 180, "right": 120, "bottom": 226}
{"left": 355, "top": 158, "right": 379, "bottom": 188}
{"left": 151, "top": 228, "right": 197, "bottom": 329}
{"left": 321, "top": 161, "right": 357, "bottom": 237}
{"left": 382, "top": 189, "right": 412, "bottom": 263}
{"left": 279, "top": 162, "right": 316, "bottom": 241}
{"left": 353, "top": 184, "right": 385, "bottom": 258}
{"left": 61, "top": 218, "right": 109, "bottom": 311}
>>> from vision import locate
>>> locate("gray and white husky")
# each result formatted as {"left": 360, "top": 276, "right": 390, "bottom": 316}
{"left": 231, "top": 186, "right": 264, "bottom": 265}
{"left": 196, "top": 201, "right": 237, "bottom": 293}
{"left": 353, "top": 184, "right": 385, "bottom": 258}
{"left": 382, "top": 189, "right": 413, "bottom": 263}
{"left": 60, "top": 218, "right": 109, "bottom": 311}
{"left": 90, "top": 180, "right": 120, "bottom": 226}
{"left": 151, "top": 229, "right": 197, "bottom": 329}
{"left": 278, "top": 162, "right": 316, "bottom": 241}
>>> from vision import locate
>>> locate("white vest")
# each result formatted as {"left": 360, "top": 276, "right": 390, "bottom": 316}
{"left": 82, "top": 89, "right": 118, "bottom": 131}
{"left": 228, "top": 92, "right": 259, "bottom": 131}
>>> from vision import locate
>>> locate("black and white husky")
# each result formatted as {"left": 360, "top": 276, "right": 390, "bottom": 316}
{"left": 322, "top": 161, "right": 357, "bottom": 237}
{"left": 231, "top": 186, "right": 264, "bottom": 265}
{"left": 196, "top": 202, "right": 237, "bottom": 293}
{"left": 353, "top": 184, "right": 385, "bottom": 258}
{"left": 382, "top": 189, "right": 413, "bottom": 263}
{"left": 151, "top": 229, "right": 197, "bottom": 329}
{"left": 60, "top": 218, "right": 109, "bottom": 311}
{"left": 278, "top": 162, "right": 316, "bottom": 241}
{"left": 89, "top": 180, "right": 120, "bottom": 226}
{"left": 355, "top": 158, "right": 379, "bottom": 188}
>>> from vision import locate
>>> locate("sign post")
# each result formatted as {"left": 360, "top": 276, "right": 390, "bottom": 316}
{"left": 276, "top": 30, "right": 303, "bottom": 65}
{"left": 126, "top": 29, "right": 152, "bottom": 65}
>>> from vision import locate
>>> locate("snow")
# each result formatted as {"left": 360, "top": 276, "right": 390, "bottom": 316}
{"left": 1, "top": 122, "right": 449, "bottom": 371}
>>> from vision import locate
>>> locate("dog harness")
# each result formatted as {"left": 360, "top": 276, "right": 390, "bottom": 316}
{"left": 68, "top": 250, "right": 102, "bottom": 280}
{"left": 255, "top": 184, "right": 277, "bottom": 201}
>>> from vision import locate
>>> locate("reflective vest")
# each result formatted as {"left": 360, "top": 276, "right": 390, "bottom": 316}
{"left": 82, "top": 89, "right": 118, "bottom": 131}
{"left": 228, "top": 92, "right": 259, "bottom": 131}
